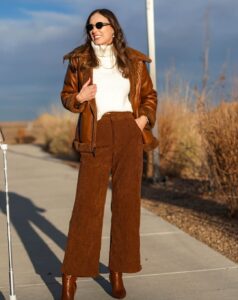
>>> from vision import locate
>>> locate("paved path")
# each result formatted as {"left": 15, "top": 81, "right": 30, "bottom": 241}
{"left": 0, "top": 145, "right": 237, "bottom": 300}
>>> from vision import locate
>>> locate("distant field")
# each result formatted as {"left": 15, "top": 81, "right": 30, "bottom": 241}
{"left": 0, "top": 121, "right": 44, "bottom": 145}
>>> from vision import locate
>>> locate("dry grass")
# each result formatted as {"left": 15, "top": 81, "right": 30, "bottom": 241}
{"left": 158, "top": 72, "right": 238, "bottom": 216}
{"left": 34, "top": 106, "right": 78, "bottom": 160}
{"left": 199, "top": 101, "right": 238, "bottom": 216}
{"left": 158, "top": 83, "right": 204, "bottom": 178}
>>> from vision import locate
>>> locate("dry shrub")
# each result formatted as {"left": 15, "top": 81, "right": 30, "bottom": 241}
{"left": 15, "top": 128, "right": 26, "bottom": 144}
{"left": 15, "top": 127, "right": 36, "bottom": 144}
{"left": 35, "top": 106, "right": 78, "bottom": 159}
{"left": 158, "top": 91, "right": 204, "bottom": 177}
{"left": 200, "top": 101, "right": 238, "bottom": 215}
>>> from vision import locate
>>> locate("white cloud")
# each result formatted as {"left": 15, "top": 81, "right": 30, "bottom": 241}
{"left": 0, "top": 10, "right": 83, "bottom": 52}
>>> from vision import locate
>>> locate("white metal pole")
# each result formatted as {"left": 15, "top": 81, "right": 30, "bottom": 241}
{"left": 0, "top": 128, "right": 17, "bottom": 300}
{"left": 146, "top": 0, "right": 160, "bottom": 182}
{"left": 146, "top": 0, "right": 157, "bottom": 90}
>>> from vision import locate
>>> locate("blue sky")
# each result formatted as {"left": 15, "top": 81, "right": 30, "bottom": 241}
{"left": 0, "top": 0, "right": 237, "bottom": 121}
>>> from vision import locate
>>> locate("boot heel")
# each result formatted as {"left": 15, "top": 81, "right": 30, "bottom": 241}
{"left": 109, "top": 270, "right": 126, "bottom": 299}
{"left": 61, "top": 274, "right": 77, "bottom": 300}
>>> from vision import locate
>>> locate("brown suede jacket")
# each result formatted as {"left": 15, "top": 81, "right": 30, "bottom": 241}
{"left": 61, "top": 45, "right": 158, "bottom": 153}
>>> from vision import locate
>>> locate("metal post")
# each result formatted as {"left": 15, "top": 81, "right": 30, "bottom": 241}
{"left": 0, "top": 128, "right": 17, "bottom": 300}
{"left": 146, "top": 0, "right": 160, "bottom": 182}
{"left": 146, "top": 0, "right": 157, "bottom": 89}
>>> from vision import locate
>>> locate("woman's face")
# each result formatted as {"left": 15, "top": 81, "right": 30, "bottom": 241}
{"left": 89, "top": 13, "right": 114, "bottom": 45}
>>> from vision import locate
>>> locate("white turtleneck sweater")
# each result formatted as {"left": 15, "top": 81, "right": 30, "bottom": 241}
{"left": 91, "top": 42, "right": 133, "bottom": 120}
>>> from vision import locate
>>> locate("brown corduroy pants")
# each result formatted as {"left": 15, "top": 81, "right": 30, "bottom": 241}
{"left": 62, "top": 111, "right": 144, "bottom": 277}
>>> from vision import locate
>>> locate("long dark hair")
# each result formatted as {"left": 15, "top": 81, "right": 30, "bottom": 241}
{"left": 83, "top": 9, "right": 130, "bottom": 77}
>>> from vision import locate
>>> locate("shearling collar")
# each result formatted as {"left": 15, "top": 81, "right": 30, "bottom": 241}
{"left": 63, "top": 44, "right": 151, "bottom": 63}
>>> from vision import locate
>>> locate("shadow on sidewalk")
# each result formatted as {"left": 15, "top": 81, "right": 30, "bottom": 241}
{"left": 0, "top": 192, "right": 112, "bottom": 299}
{"left": 0, "top": 191, "right": 66, "bottom": 298}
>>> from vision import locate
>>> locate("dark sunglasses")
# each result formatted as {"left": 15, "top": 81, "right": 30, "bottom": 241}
{"left": 86, "top": 22, "right": 111, "bottom": 32}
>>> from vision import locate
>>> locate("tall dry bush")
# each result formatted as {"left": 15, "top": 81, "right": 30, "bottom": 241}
{"left": 158, "top": 80, "right": 204, "bottom": 177}
{"left": 35, "top": 106, "right": 78, "bottom": 159}
{"left": 200, "top": 101, "right": 238, "bottom": 216}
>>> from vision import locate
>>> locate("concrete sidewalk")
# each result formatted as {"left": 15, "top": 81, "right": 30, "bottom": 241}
{"left": 0, "top": 145, "right": 237, "bottom": 300}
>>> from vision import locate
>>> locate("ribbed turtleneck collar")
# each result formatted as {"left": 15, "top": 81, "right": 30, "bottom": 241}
{"left": 91, "top": 41, "right": 115, "bottom": 58}
{"left": 91, "top": 41, "right": 117, "bottom": 69}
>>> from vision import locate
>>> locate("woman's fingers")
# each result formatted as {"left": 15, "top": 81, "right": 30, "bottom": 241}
{"left": 135, "top": 117, "right": 146, "bottom": 131}
{"left": 77, "top": 82, "right": 97, "bottom": 103}
{"left": 85, "top": 84, "right": 97, "bottom": 100}
{"left": 82, "top": 77, "right": 91, "bottom": 88}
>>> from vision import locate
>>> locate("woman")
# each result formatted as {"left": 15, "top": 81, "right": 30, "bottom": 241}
{"left": 60, "top": 8, "right": 158, "bottom": 300}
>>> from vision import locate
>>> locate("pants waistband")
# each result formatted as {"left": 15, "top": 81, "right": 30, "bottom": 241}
{"left": 100, "top": 111, "right": 135, "bottom": 120}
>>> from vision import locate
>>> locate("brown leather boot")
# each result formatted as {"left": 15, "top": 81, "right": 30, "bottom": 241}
{"left": 61, "top": 274, "right": 77, "bottom": 300}
{"left": 109, "top": 270, "right": 126, "bottom": 299}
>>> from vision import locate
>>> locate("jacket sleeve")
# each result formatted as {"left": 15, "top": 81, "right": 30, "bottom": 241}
{"left": 138, "top": 62, "right": 158, "bottom": 128}
{"left": 60, "top": 57, "right": 86, "bottom": 113}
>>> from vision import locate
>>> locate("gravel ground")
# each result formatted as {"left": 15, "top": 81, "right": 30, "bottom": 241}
{"left": 141, "top": 178, "right": 238, "bottom": 264}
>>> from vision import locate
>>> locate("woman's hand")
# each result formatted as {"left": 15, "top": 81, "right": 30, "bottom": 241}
{"left": 76, "top": 78, "right": 97, "bottom": 103}
{"left": 135, "top": 115, "right": 148, "bottom": 132}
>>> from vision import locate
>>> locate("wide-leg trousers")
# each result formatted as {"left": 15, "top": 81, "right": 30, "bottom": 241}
{"left": 61, "top": 111, "right": 144, "bottom": 277}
